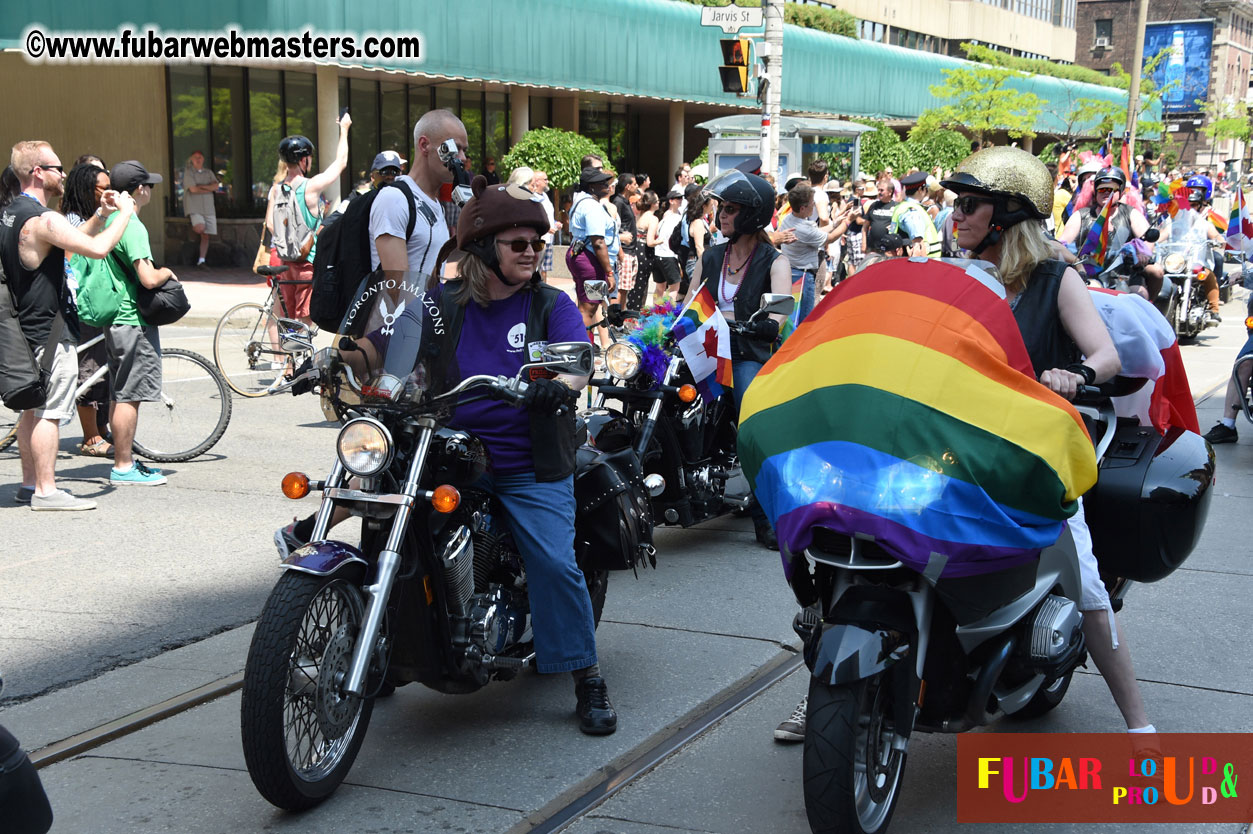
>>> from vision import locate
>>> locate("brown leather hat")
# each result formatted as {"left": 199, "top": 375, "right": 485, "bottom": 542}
{"left": 456, "top": 175, "right": 549, "bottom": 249}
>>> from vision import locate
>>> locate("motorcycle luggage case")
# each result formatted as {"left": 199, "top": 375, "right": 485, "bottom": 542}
{"left": 575, "top": 448, "right": 648, "bottom": 571}
{"left": 1084, "top": 423, "right": 1215, "bottom": 582}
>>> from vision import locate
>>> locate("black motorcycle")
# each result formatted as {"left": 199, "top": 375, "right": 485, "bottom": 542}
{"left": 788, "top": 384, "right": 1214, "bottom": 834}
{"left": 584, "top": 293, "right": 794, "bottom": 529}
{"left": 240, "top": 284, "right": 635, "bottom": 810}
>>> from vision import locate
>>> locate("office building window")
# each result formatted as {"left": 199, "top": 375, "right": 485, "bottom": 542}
{"left": 1095, "top": 19, "right": 1113, "bottom": 45}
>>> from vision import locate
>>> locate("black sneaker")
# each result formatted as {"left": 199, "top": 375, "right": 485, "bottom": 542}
{"left": 1203, "top": 422, "right": 1239, "bottom": 444}
{"left": 755, "top": 522, "right": 779, "bottom": 551}
{"left": 574, "top": 676, "right": 618, "bottom": 735}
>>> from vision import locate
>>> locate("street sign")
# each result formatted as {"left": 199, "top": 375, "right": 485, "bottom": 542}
{"left": 701, "top": 5, "right": 763, "bottom": 34}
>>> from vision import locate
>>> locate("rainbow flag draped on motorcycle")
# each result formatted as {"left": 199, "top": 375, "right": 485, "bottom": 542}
{"left": 738, "top": 260, "right": 1098, "bottom": 579}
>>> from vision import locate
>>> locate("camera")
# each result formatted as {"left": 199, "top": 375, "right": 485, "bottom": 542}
{"left": 437, "top": 138, "right": 474, "bottom": 207}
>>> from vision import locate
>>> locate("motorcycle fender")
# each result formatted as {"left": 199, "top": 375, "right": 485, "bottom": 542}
{"left": 280, "top": 540, "right": 367, "bottom": 577}
{"left": 805, "top": 621, "right": 910, "bottom": 686}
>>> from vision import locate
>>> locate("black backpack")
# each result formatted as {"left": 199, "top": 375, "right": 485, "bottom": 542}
{"left": 310, "top": 182, "right": 416, "bottom": 333}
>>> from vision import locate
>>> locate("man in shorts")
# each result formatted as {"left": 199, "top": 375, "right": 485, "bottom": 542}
{"left": 102, "top": 160, "right": 176, "bottom": 486}
{"left": 2, "top": 141, "right": 137, "bottom": 509}
{"left": 181, "top": 150, "right": 218, "bottom": 266}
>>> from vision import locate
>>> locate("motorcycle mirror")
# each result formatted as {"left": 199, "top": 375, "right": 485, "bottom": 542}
{"left": 1144, "top": 228, "right": 1161, "bottom": 243}
{"left": 754, "top": 293, "right": 796, "bottom": 320}
{"left": 584, "top": 279, "right": 609, "bottom": 302}
{"left": 539, "top": 341, "right": 595, "bottom": 376}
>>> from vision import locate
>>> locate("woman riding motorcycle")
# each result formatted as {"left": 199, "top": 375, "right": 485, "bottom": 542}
{"left": 681, "top": 171, "right": 792, "bottom": 549}
{"left": 942, "top": 146, "right": 1156, "bottom": 735}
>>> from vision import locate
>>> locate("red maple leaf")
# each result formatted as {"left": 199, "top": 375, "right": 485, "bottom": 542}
{"left": 701, "top": 326, "right": 720, "bottom": 359}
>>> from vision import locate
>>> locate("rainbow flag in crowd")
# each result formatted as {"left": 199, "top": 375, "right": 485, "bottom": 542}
{"left": 1120, "top": 134, "right": 1131, "bottom": 179}
{"left": 1077, "top": 193, "right": 1114, "bottom": 275}
{"left": 738, "top": 259, "right": 1097, "bottom": 579}
{"left": 1153, "top": 179, "right": 1191, "bottom": 217}
{"left": 1206, "top": 208, "right": 1228, "bottom": 233}
{"left": 1228, "top": 187, "right": 1253, "bottom": 256}
{"left": 669, "top": 285, "right": 732, "bottom": 403}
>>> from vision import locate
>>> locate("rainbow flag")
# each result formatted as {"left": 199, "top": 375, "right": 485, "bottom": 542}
{"left": 669, "top": 285, "right": 732, "bottom": 403}
{"left": 1120, "top": 134, "right": 1131, "bottom": 180}
{"left": 1228, "top": 187, "right": 1253, "bottom": 256}
{"left": 1077, "top": 193, "right": 1114, "bottom": 276}
{"left": 1153, "top": 179, "right": 1191, "bottom": 217}
{"left": 1206, "top": 208, "right": 1228, "bottom": 233}
{"left": 739, "top": 260, "right": 1097, "bottom": 579}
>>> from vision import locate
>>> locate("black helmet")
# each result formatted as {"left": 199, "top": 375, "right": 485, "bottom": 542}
{"left": 940, "top": 146, "right": 1052, "bottom": 254}
{"left": 703, "top": 170, "right": 775, "bottom": 242}
{"left": 1094, "top": 166, "right": 1128, "bottom": 191}
{"left": 279, "top": 135, "right": 314, "bottom": 165}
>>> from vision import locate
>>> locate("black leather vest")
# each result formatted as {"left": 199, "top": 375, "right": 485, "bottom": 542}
{"left": 700, "top": 240, "right": 781, "bottom": 365}
{"left": 1012, "top": 259, "right": 1079, "bottom": 378}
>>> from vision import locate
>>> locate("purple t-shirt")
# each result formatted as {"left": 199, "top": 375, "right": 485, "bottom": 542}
{"left": 451, "top": 289, "right": 588, "bottom": 473}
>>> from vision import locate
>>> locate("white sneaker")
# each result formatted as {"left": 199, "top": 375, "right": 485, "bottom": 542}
{"left": 773, "top": 696, "right": 807, "bottom": 742}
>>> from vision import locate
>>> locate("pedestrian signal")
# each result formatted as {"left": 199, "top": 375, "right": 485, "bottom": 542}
{"left": 719, "top": 38, "right": 752, "bottom": 94}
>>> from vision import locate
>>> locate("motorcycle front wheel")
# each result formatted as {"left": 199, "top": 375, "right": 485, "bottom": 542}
{"left": 241, "top": 570, "right": 374, "bottom": 810}
{"left": 803, "top": 673, "right": 906, "bottom": 834}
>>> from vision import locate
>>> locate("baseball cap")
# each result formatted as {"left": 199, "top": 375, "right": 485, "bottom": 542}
{"left": 371, "top": 150, "right": 406, "bottom": 172}
{"left": 580, "top": 167, "right": 613, "bottom": 188}
{"left": 877, "top": 233, "right": 906, "bottom": 252}
{"left": 110, "top": 160, "right": 163, "bottom": 193}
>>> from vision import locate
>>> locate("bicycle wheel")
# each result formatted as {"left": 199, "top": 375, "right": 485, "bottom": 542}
{"left": 133, "top": 348, "right": 233, "bottom": 463}
{"left": 214, "top": 301, "right": 285, "bottom": 397}
{"left": 0, "top": 402, "right": 18, "bottom": 452}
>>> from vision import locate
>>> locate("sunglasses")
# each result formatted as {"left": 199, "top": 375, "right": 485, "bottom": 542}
{"left": 36, "top": 164, "right": 64, "bottom": 174}
{"left": 497, "top": 238, "right": 545, "bottom": 253}
{"left": 953, "top": 195, "right": 992, "bottom": 215}
{"left": 1095, "top": 186, "right": 1119, "bottom": 196}
{"left": 721, "top": 203, "right": 742, "bottom": 216}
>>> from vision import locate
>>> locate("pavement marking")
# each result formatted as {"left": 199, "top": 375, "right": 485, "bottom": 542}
{"left": 30, "top": 671, "right": 242, "bottom": 769}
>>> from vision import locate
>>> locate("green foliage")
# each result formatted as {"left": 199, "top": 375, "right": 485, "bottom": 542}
{"left": 922, "top": 64, "right": 1044, "bottom": 143}
{"left": 962, "top": 42, "right": 1122, "bottom": 90}
{"left": 500, "top": 128, "right": 610, "bottom": 190}
{"left": 851, "top": 119, "right": 909, "bottom": 175}
{"left": 670, "top": 0, "right": 856, "bottom": 39}
{"left": 904, "top": 129, "right": 971, "bottom": 173}
{"left": 1063, "top": 50, "right": 1175, "bottom": 141}
{"left": 1200, "top": 98, "right": 1252, "bottom": 144}
{"left": 692, "top": 147, "right": 709, "bottom": 167}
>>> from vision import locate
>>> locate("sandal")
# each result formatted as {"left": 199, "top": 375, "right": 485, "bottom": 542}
{"left": 78, "top": 438, "right": 113, "bottom": 457}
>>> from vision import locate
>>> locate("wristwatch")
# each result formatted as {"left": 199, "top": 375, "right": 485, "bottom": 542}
{"left": 1065, "top": 363, "right": 1097, "bottom": 386}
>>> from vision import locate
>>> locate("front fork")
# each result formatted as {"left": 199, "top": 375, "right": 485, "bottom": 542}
{"left": 326, "top": 418, "right": 437, "bottom": 698}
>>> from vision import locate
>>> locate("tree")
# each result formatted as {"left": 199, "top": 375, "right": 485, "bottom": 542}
{"left": 1065, "top": 49, "right": 1176, "bottom": 147}
{"left": 851, "top": 119, "right": 909, "bottom": 176}
{"left": 499, "top": 128, "right": 610, "bottom": 190}
{"left": 1199, "top": 96, "right": 1252, "bottom": 169}
{"left": 904, "top": 129, "right": 971, "bottom": 174}
{"left": 918, "top": 64, "right": 1043, "bottom": 144}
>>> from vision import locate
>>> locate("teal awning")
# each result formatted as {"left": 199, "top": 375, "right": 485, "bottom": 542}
{"left": 2, "top": 0, "right": 1148, "bottom": 132}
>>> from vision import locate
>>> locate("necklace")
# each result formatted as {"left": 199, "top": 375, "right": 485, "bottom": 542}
{"left": 720, "top": 241, "right": 758, "bottom": 302}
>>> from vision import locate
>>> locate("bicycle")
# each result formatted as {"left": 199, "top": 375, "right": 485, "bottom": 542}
{"left": 1, "top": 333, "right": 232, "bottom": 462}
{"left": 213, "top": 265, "right": 317, "bottom": 398}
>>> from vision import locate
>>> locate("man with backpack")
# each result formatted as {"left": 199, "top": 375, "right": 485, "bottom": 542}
{"left": 1, "top": 141, "right": 136, "bottom": 510}
{"left": 265, "top": 112, "right": 351, "bottom": 329}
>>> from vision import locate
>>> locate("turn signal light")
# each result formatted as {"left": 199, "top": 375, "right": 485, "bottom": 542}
{"left": 431, "top": 484, "right": 460, "bottom": 514}
{"left": 677, "top": 384, "right": 698, "bottom": 403}
{"left": 1245, "top": 316, "right": 1253, "bottom": 330}
{"left": 282, "top": 472, "right": 311, "bottom": 499}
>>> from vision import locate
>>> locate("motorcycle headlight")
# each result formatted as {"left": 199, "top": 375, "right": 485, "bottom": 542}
{"left": 605, "top": 342, "right": 642, "bottom": 380}
{"left": 1163, "top": 253, "right": 1187, "bottom": 274}
{"left": 336, "top": 418, "right": 393, "bottom": 477}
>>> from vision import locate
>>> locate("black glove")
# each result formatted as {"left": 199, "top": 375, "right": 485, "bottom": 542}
{"left": 741, "top": 318, "right": 780, "bottom": 342}
{"left": 522, "top": 377, "right": 576, "bottom": 414}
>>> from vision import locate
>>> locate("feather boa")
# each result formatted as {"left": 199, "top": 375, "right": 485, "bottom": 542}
{"left": 625, "top": 300, "right": 682, "bottom": 386}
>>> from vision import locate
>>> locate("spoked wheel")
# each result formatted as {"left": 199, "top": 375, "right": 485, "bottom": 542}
{"left": 132, "top": 348, "right": 232, "bottom": 462}
{"left": 214, "top": 301, "right": 286, "bottom": 397}
{"left": 241, "top": 570, "right": 375, "bottom": 810}
{"left": 0, "top": 402, "right": 18, "bottom": 452}
{"left": 804, "top": 673, "right": 907, "bottom": 834}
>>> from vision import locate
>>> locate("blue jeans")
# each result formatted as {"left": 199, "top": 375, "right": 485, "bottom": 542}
{"left": 474, "top": 470, "right": 598, "bottom": 674}
{"left": 730, "top": 341, "right": 770, "bottom": 530}
{"left": 793, "top": 266, "right": 817, "bottom": 324}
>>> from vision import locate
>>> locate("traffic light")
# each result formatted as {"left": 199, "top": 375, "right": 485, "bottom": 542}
{"left": 719, "top": 38, "right": 752, "bottom": 94}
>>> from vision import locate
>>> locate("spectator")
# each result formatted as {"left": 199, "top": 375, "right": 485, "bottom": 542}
{"left": 530, "top": 170, "right": 560, "bottom": 281}
{"left": 632, "top": 189, "right": 660, "bottom": 310}
{"left": 674, "top": 163, "right": 693, "bottom": 212}
{"left": 582, "top": 154, "right": 605, "bottom": 171}
{"left": 566, "top": 167, "right": 616, "bottom": 355}
{"left": 61, "top": 162, "right": 113, "bottom": 458}
{"left": 683, "top": 187, "right": 713, "bottom": 300}
{"left": 265, "top": 113, "right": 351, "bottom": 329}
{"left": 891, "top": 171, "right": 942, "bottom": 258}
{"left": 779, "top": 182, "right": 844, "bottom": 322}
{"left": 610, "top": 174, "right": 641, "bottom": 312}
{"left": 651, "top": 188, "right": 684, "bottom": 305}
{"left": 369, "top": 151, "right": 405, "bottom": 189}
{"left": 862, "top": 174, "right": 898, "bottom": 254}
{"left": 1, "top": 141, "right": 135, "bottom": 510}
{"left": 506, "top": 165, "right": 535, "bottom": 189}
{"left": 101, "top": 160, "right": 174, "bottom": 486}
{"left": 635, "top": 173, "right": 651, "bottom": 204}
{"left": 182, "top": 150, "right": 219, "bottom": 267}
{"left": 807, "top": 159, "right": 831, "bottom": 224}
{"left": 883, "top": 165, "right": 903, "bottom": 200}
{"left": 483, "top": 156, "right": 500, "bottom": 186}
{"left": 856, "top": 232, "right": 906, "bottom": 273}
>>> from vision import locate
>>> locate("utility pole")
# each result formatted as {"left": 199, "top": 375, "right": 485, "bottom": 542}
{"left": 1125, "top": 0, "right": 1149, "bottom": 161}
{"left": 759, "top": 0, "right": 783, "bottom": 179}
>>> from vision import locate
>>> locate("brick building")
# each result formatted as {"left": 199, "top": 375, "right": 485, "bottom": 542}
{"left": 1075, "top": 0, "right": 1253, "bottom": 172}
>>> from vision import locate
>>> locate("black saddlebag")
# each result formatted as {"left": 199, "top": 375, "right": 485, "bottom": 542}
{"left": 1085, "top": 423, "right": 1215, "bottom": 582}
{"left": 574, "top": 447, "right": 650, "bottom": 571}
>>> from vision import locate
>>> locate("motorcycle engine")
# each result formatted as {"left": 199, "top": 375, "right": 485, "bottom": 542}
{"left": 1028, "top": 595, "right": 1084, "bottom": 669}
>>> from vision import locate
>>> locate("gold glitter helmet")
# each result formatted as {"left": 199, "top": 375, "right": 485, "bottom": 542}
{"left": 940, "top": 146, "right": 1053, "bottom": 254}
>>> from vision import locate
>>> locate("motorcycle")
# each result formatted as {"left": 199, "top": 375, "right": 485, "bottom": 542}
{"left": 1156, "top": 212, "right": 1222, "bottom": 339}
{"left": 789, "top": 384, "right": 1214, "bottom": 834}
{"left": 1078, "top": 228, "right": 1159, "bottom": 295}
{"left": 584, "top": 291, "right": 794, "bottom": 529}
{"left": 240, "top": 280, "right": 630, "bottom": 810}
{"left": 1233, "top": 294, "right": 1253, "bottom": 427}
